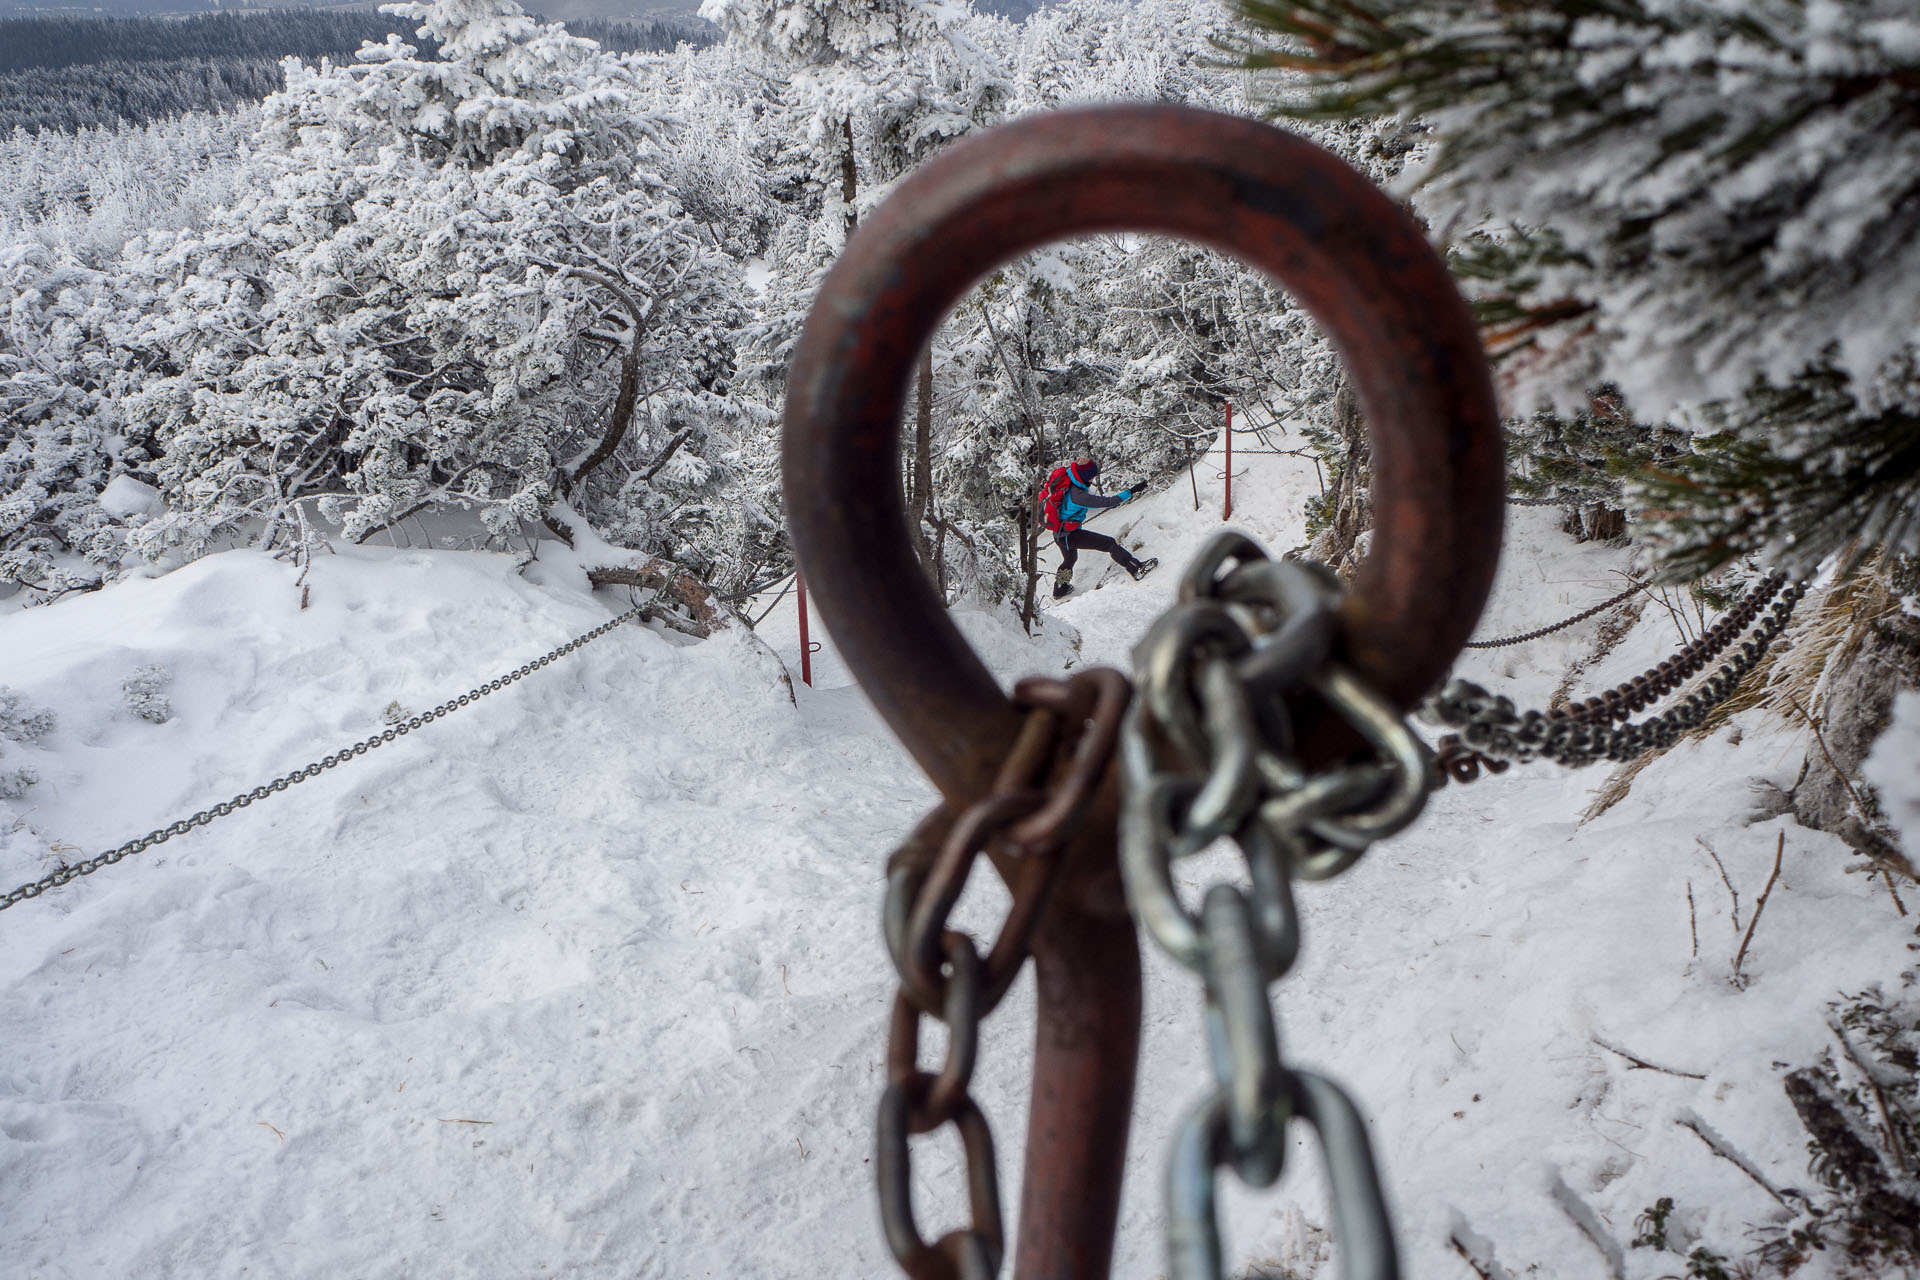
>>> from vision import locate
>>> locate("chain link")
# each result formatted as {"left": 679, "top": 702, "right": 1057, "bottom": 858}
{"left": 877, "top": 668, "right": 1129, "bottom": 1280}
{"left": 1427, "top": 576, "right": 1804, "bottom": 779}
{"left": 0, "top": 606, "right": 646, "bottom": 914}
{"left": 1120, "top": 531, "right": 1415, "bottom": 1280}
{"left": 1462, "top": 577, "right": 1648, "bottom": 649}
{"left": 1538, "top": 572, "right": 1787, "bottom": 727}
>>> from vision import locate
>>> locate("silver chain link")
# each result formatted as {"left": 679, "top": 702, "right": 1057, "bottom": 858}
{"left": 0, "top": 605, "right": 646, "bottom": 914}
{"left": 1121, "top": 531, "right": 1418, "bottom": 1280}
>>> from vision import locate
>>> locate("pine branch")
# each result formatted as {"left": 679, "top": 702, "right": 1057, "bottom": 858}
{"left": 1228, "top": 0, "right": 1920, "bottom": 575}
{"left": 1636, "top": 369, "right": 1920, "bottom": 579}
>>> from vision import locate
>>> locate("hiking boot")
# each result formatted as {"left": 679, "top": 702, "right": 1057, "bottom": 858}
{"left": 1052, "top": 566, "right": 1074, "bottom": 599}
{"left": 1125, "top": 557, "right": 1159, "bottom": 581}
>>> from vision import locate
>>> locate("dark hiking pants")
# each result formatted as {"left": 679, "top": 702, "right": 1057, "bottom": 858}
{"left": 1055, "top": 529, "right": 1138, "bottom": 572}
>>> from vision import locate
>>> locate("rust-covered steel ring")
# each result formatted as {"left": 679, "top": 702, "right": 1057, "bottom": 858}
{"left": 783, "top": 103, "right": 1502, "bottom": 802}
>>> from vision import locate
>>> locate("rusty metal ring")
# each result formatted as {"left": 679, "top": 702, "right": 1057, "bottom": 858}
{"left": 784, "top": 103, "right": 1502, "bottom": 799}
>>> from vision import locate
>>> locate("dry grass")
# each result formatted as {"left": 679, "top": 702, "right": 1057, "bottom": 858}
{"left": 1766, "top": 558, "right": 1901, "bottom": 721}
{"left": 1581, "top": 747, "right": 1661, "bottom": 822}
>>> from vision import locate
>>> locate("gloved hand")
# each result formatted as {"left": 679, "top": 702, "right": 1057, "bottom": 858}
{"left": 1118, "top": 489, "right": 1134, "bottom": 501}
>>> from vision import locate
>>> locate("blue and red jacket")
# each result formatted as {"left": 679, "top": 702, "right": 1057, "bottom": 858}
{"left": 1042, "top": 461, "right": 1125, "bottom": 532}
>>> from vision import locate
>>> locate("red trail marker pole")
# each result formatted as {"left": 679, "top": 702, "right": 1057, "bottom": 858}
{"left": 1223, "top": 400, "right": 1233, "bottom": 522}
{"left": 797, "top": 571, "right": 813, "bottom": 687}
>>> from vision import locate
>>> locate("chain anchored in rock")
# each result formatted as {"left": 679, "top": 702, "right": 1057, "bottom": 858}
{"left": 1426, "top": 578, "right": 1804, "bottom": 780}
{"left": 1463, "top": 578, "right": 1648, "bottom": 649}
{"left": 0, "top": 606, "right": 646, "bottom": 914}
{"left": 1121, "top": 532, "right": 1412, "bottom": 1280}
{"left": 878, "top": 668, "right": 1130, "bottom": 1280}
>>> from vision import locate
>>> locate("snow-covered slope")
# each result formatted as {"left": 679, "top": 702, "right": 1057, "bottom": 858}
{"left": 2, "top": 435, "right": 1908, "bottom": 1279}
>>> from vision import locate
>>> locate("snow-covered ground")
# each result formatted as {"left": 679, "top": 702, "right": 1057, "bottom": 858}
{"left": 2, "top": 436, "right": 1910, "bottom": 1279}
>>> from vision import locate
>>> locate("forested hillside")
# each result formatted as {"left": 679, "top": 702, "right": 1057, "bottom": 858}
{"left": 0, "top": 10, "right": 422, "bottom": 72}
{"left": 2, "top": 0, "right": 1347, "bottom": 612}
{"left": 0, "top": 9, "right": 709, "bottom": 132}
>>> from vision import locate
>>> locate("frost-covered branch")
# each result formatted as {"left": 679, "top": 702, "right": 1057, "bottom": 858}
{"left": 1233, "top": 0, "right": 1920, "bottom": 573}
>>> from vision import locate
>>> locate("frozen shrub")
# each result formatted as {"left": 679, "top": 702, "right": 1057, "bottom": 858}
{"left": 0, "top": 687, "right": 54, "bottom": 743}
{"left": 0, "top": 687, "right": 52, "bottom": 802}
{"left": 122, "top": 664, "right": 173, "bottom": 724}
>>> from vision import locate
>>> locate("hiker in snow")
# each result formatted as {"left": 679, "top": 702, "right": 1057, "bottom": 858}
{"left": 1039, "top": 453, "right": 1157, "bottom": 599}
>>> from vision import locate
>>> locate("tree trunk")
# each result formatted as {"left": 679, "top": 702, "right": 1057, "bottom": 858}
{"left": 586, "top": 559, "right": 727, "bottom": 637}
{"left": 907, "top": 344, "right": 935, "bottom": 580}
{"left": 558, "top": 266, "right": 648, "bottom": 493}
{"left": 1019, "top": 500, "right": 1040, "bottom": 634}
{"left": 840, "top": 116, "right": 859, "bottom": 239}
{"left": 1305, "top": 377, "right": 1373, "bottom": 581}
{"left": 932, "top": 508, "right": 948, "bottom": 601}
{"left": 1791, "top": 570, "right": 1920, "bottom": 876}
{"left": 1560, "top": 503, "right": 1627, "bottom": 543}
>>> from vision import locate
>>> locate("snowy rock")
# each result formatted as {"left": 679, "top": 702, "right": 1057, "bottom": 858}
{"left": 96, "top": 475, "right": 165, "bottom": 520}
{"left": 1863, "top": 690, "right": 1920, "bottom": 863}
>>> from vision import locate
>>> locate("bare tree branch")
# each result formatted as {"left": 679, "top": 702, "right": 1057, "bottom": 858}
{"left": 641, "top": 427, "right": 697, "bottom": 483}
{"left": 536, "top": 263, "right": 652, "bottom": 492}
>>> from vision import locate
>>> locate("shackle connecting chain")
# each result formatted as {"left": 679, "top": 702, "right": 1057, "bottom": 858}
{"left": 878, "top": 668, "right": 1131, "bottom": 1280}
{"left": 1118, "top": 531, "right": 1421, "bottom": 1280}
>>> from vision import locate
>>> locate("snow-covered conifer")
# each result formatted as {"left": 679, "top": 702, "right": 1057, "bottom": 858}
{"left": 699, "top": 0, "right": 967, "bottom": 152}
{"left": 116, "top": 0, "right": 746, "bottom": 571}
{"left": 0, "top": 246, "right": 147, "bottom": 594}
{"left": 1232, "top": 0, "right": 1920, "bottom": 575}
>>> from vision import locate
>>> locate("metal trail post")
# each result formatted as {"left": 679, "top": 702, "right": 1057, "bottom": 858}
{"left": 1224, "top": 400, "right": 1233, "bottom": 522}
{"left": 797, "top": 571, "right": 813, "bottom": 687}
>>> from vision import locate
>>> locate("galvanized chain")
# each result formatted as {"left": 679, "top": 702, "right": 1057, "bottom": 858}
{"left": 878, "top": 668, "right": 1130, "bottom": 1280}
{"left": 1426, "top": 576, "right": 1804, "bottom": 780}
{"left": 1462, "top": 577, "right": 1648, "bottom": 649}
{"left": 1120, "top": 531, "right": 1420, "bottom": 1280}
{"left": 0, "top": 605, "right": 646, "bottom": 914}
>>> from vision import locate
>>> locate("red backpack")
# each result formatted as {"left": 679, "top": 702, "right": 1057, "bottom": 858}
{"left": 1039, "top": 466, "right": 1078, "bottom": 533}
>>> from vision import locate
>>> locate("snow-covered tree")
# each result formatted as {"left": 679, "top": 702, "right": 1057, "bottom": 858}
{"left": 2, "top": 0, "right": 1406, "bottom": 612}
{"left": 1230, "top": 0, "right": 1920, "bottom": 954}
{"left": 699, "top": 0, "right": 971, "bottom": 202}
{"left": 703, "top": 0, "right": 1020, "bottom": 583}
{"left": 0, "top": 111, "right": 259, "bottom": 262}
{"left": 1231, "top": 0, "right": 1920, "bottom": 579}
{"left": 115, "top": 0, "right": 747, "bottom": 573}
{"left": 0, "top": 246, "right": 151, "bottom": 595}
